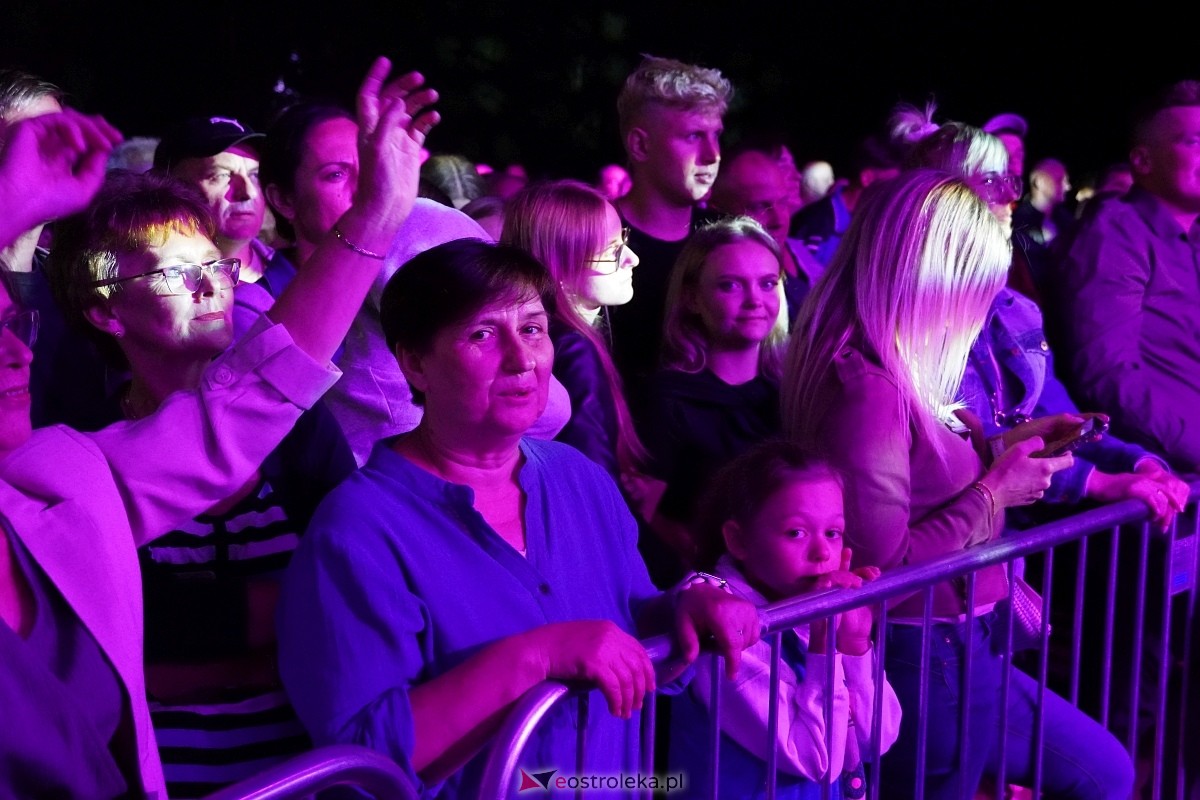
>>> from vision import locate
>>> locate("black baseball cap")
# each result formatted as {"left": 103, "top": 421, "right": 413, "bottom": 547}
{"left": 154, "top": 116, "right": 265, "bottom": 171}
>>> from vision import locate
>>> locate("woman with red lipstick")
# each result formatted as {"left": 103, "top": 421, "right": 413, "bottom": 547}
{"left": 632, "top": 217, "right": 789, "bottom": 582}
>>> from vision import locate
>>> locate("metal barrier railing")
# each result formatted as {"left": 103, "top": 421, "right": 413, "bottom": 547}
{"left": 478, "top": 485, "right": 1200, "bottom": 800}
{"left": 204, "top": 744, "right": 421, "bottom": 800}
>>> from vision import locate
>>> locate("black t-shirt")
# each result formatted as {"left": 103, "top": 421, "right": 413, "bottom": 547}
{"left": 607, "top": 207, "right": 719, "bottom": 397}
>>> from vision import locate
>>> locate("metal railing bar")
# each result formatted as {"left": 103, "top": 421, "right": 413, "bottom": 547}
{"left": 204, "top": 745, "right": 420, "bottom": 800}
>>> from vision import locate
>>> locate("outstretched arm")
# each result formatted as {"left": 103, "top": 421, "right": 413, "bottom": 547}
{"left": 267, "top": 57, "right": 439, "bottom": 363}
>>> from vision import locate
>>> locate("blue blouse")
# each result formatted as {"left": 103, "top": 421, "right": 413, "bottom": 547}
{"left": 278, "top": 437, "right": 663, "bottom": 798}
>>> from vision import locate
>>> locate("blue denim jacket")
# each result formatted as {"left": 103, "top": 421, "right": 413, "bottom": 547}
{"left": 961, "top": 288, "right": 1155, "bottom": 505}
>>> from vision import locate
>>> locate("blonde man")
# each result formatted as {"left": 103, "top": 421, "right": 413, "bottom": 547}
{"left": 608, "top": 55, "right": 732, "bottom": 386}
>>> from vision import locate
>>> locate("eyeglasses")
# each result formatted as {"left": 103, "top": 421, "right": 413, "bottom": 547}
{"left": 971, "top": 172, "right": 1023, "bottom": 205}
{"left": 587, "top": 228, "right": 632, "bottom": 275}
{"left": 0, "top": 309, "right": 38, "bottom": 349}
{"left": 89, "top": 258, "right": 241, "bottom": 295}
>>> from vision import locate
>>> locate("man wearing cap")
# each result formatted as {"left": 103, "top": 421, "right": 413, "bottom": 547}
{"left": 155, "top": 117, "right": 295, "bottom": 336}
{"left": 982, "top": 111, "right": 1028, "bottom": 179}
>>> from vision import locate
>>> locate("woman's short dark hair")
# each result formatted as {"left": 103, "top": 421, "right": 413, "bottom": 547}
{"left": 260, "top": 102, "right": 354, "bottom": 193}
{"left": 261, "top": 102, "right": 354, "bottom": 241}
{"left": 694, "top": 439, "right": 841, "bottom": 568}
{"left": 380, "top": 238, "right": 555, "bottom": 404}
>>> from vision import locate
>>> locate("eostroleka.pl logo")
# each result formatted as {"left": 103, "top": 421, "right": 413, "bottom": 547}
{"left": 518, "top": 768, "right": 686, "bottom": 793}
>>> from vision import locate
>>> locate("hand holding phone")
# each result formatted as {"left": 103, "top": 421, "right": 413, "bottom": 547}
{"left": 1032, "top": 414, "right": 1109, "bottom": 458}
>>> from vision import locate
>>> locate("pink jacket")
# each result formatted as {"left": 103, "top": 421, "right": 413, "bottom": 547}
{"left": 0, "top": 317, "right": 337, "bottom": 798}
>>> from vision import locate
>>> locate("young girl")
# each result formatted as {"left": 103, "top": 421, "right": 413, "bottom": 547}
{"left": 631, "top": 217, "right": 788, "bottom": 582}
{"left": 670, "top": 440, "right": 901, "bottom": 799}
{"left": 502, "top": 180, "right": 647, "bottom": 478}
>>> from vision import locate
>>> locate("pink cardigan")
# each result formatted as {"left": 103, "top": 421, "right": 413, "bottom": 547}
{"left": 0, "top": 317, "right": 337, "bottom": 798}
{"left": 808, "top": 345, "right": 1007, "bottom": 617}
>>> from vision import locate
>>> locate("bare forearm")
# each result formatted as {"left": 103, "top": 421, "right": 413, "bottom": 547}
{"left": 266, "top": 207, "right": 393, "bottom": 364}
{"left": 409, "top": 631, "right": 546, "bottom": 781}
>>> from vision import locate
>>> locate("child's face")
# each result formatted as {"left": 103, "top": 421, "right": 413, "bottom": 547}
{"left": 727, "top": 473, "right": 845, "bottom": 600}
{"left": 691, "top": 241, "right": 781, "bottom": 349}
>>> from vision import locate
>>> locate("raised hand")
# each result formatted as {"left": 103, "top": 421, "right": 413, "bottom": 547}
{"left": 523, "top": 620, "right": 656, "bottom": 719}
{"left": 0, "top": 109, "right": 122, "bottom": 245}
{"left": 351, "top": 57, "right": 440, "bottom": 242}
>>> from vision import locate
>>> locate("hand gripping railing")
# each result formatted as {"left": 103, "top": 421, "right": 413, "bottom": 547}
{"left": 477, "top": 484, "right": 1200, "bottom": 800}
{"left": 204, "top": 744, "right": 421, "bottom": 800}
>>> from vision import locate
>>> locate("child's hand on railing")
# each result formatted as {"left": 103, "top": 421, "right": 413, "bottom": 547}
{"left": 807, "top": 548, "right": 880, "bottom": 657}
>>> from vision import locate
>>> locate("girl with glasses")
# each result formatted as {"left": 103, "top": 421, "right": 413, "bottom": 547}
{"left": 502, "top": 180, "right": 645, "bottom": 479}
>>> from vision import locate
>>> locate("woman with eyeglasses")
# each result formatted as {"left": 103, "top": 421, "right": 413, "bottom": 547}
{"left": 501, "top": 180, "right": 645, "bottom": 479}
{"left": 0, "top": 59, "right": 436, "bottom": 799}
{"left": 46, "top": 170, "right": 358, "bottom": 797}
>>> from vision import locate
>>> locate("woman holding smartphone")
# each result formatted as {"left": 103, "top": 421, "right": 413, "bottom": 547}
{"left": 783, "top": 169, "right": 1134, "bottom": 800}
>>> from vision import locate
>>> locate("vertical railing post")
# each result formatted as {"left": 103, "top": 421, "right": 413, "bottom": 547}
{"left": 1071, "top": 537, "right": 1088, "bottom": 707}
{"left": 765, "top": 631, "right": 781, "bottom": 800}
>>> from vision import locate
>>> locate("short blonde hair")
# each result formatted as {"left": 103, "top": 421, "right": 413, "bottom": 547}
{"left": 784, "top": 170, "right": 1011, "bottom": 450}
{"left": 617, "top": 55, "right": 732, "bottom": 137}
{"left": 661, "top": 217, "right": 788, "bottom": 381}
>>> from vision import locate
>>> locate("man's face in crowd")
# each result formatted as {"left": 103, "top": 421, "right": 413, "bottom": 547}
{"left": 1134, "top": 106, "right": 1200, "bottom": 215}
{"left": 630, "top": 105, "right": 723, "bottom": 206}
{"left": 713, "top": 152, "right": 793, "bottom": 244}
{"left": 173, "top": 143, "right": 265, "bottom": 245}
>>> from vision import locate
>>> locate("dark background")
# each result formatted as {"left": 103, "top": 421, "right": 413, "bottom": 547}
{"left": 5, "top": 0, "right": 1197, "bottom": 186}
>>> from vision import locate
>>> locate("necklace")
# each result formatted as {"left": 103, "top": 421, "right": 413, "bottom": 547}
{"left": 120, "top": 386, "right": 154, "bottom": 421}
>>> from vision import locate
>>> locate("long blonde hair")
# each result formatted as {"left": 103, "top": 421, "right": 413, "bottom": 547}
{"left": 661, "top": 217, "right": 789, "bottom": 382}
{"left": 783, "top": 170, "right": 1011, "bottom": 450}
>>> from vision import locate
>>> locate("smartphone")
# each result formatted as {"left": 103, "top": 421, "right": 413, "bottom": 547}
{"left": 1033, "top": 416, "right": 1109, "bottom": 458}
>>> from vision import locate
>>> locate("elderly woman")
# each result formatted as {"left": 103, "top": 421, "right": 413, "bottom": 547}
{"left": 278, "top": 238, "right": 760, "bottom": 798}
{"left": 261, "top": 103, "right": 571, "bottom": 464}
{"left": 0, "top": 60, "right": 436, "bottom": 798}
{"left": 783, "top": 169, "right": 1133, "bottom": 800}
{"left": 46, "top": 170, "right": 356, "bottom": 798}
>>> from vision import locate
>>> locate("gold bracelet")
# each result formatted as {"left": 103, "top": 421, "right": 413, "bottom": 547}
{"left": 332, "top": 225, "right": 386, "bottom": 260}
{"left": 971, "top": 481, "right": 997, "bottom": 518}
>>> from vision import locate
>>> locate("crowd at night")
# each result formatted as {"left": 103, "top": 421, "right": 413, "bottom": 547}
{"left": 2, "top": 4, "right": 1198, "bottom": 799}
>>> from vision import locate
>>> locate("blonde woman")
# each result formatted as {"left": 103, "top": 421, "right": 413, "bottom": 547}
{"left": 783, "top": 169, "right": 1131, "bottom": 799}
{"left": 633, "top": 217, "right": 788, "bottom": 582}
